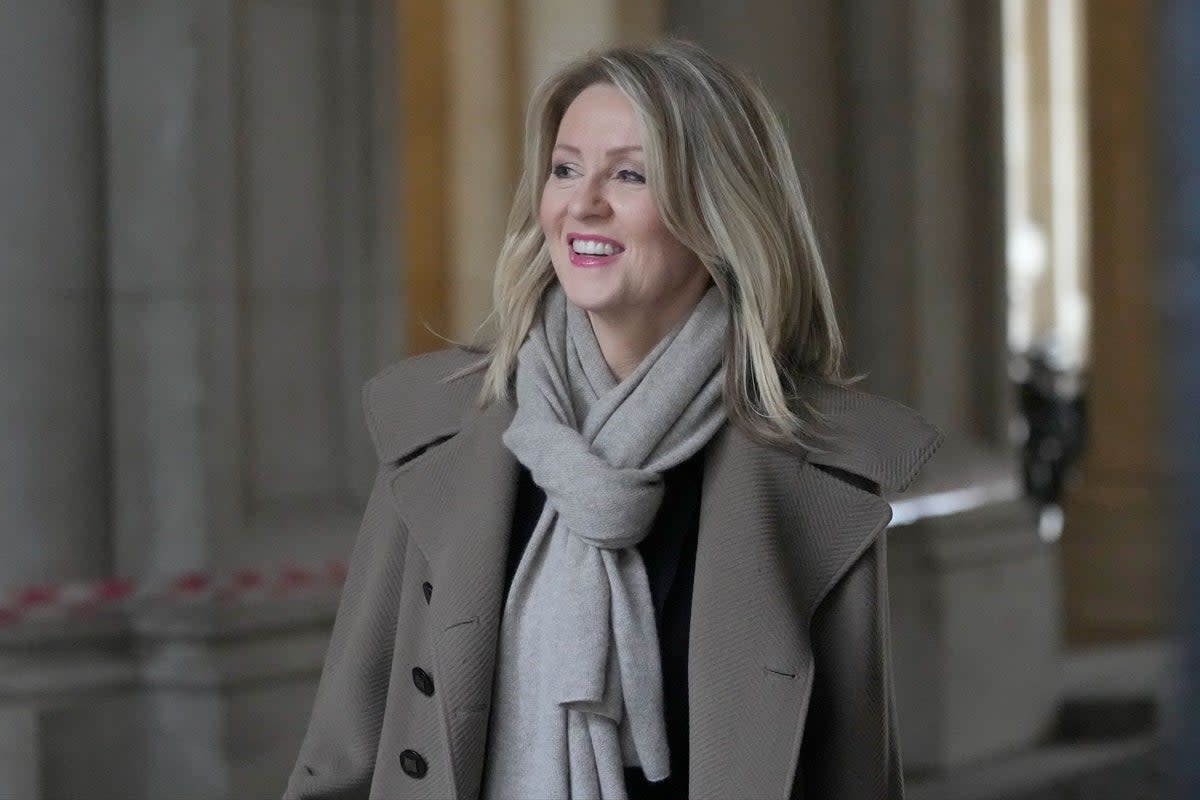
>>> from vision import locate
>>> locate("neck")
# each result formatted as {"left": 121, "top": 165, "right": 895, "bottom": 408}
{"left": 586, "top": 282, "right": 712, "bottom": 382}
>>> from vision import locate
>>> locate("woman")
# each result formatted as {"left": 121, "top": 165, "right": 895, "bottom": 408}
{"left": 285, "top": 39, "right": 941, "bottom": 800}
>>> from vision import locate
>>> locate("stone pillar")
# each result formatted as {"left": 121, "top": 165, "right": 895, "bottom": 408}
{"left": 1157, "top": 2, "right": 1200, "bottom": 793}
{"left": 522, "top": 0, "right": 663, "bottom": 95}
{"left": 444, "top": 0, "right": 522, "bottom": 342}
{"left": 0, "top": 0, "right": 108, "bottom": 590}
{"left": 1060, "top": 0, "right": 1166, "bottom": 644}
{"left": 669, "top": 0, "right": 1058, "bottom": 771}
{"left": 432, "top": 0, "right": 665, "bottom": 345}
{"left": 841, "top": 0, "right": 1010, "bottom": 438}
{"left": 0, "top": 5, "right": 138, "bottom": 799}
{"left": 104, "top": 1, "right": 401, "bottom": 796}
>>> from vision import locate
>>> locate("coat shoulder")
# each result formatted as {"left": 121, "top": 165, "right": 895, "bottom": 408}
{"left": 797, "top": 377, "right": 945, "bottom": 493}
{"left": 362, "top": 346, "right": 491, "bottom": 463}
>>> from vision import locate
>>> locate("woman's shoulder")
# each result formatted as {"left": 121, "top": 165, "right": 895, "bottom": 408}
{"left": 792, "top": 376, "right": 945, "bottom": 495}
{"left": 361, "top": 346, "right": 490, "bottom": 464}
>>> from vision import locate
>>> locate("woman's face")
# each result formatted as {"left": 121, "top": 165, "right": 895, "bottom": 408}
{"left": 540, "top": 83, "right": 709, "bottom": 324}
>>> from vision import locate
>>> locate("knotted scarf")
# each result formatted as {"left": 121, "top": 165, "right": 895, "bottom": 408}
{"left": 481, "top": 280, "right": 728, "bottom": 799}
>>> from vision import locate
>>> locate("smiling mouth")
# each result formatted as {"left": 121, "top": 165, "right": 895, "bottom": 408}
{"left": 567, "top": 235, "right": 625, "bottom": 257}
{"left": 566, "top": 240, "right": 623, "bottom": 268}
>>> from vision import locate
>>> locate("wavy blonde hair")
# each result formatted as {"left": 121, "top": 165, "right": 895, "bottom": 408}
{"left": 448, "top": 38, "right": 856, "bottom": 453}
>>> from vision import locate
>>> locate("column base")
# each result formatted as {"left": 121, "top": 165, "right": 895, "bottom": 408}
{"left": 0, "top": 592, "right": 337, "bottom": 800}
{"left": 133, "top": 594, "right": 338, "bottom": 800}
{"left": 0, "top": 619, "right": 139, "bottom": 800}
{"left": 889, "top": 445, "right": 1061, "bottom": 771}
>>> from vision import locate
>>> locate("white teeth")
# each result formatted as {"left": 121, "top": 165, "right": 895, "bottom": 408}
{"left": 571, "top": 238, "right": 620, "bottom": 256}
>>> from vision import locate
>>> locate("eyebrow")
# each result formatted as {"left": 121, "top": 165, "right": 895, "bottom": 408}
{"left": 552, "top": 143, "right": 643, "bottom": 157}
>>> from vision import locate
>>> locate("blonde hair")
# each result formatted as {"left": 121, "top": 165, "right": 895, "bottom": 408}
{"left": 449, "top": 38, "right": 856, "bottom": 453}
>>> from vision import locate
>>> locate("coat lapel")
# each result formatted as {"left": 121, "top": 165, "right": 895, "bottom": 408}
{"left": 385, "top": 395, "right": 519, "bottom": 800}
{"left": 688, "top": 379, "right": 942, "bottom": 800}
{"left": 687, "top": 425, "right": 894, "bottom": 799}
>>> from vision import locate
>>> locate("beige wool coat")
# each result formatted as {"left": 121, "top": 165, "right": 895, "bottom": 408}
{"left": 284, "top": 346, "right": 943, "bottom": 800}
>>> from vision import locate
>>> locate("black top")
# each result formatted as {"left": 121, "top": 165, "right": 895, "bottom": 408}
{"left": 502, "top": 448, "right": 706, "bottom": 800}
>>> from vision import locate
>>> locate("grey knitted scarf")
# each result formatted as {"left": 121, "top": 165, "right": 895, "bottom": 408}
{"left": 481, "top": 281, "right": 728, "bottom": 800}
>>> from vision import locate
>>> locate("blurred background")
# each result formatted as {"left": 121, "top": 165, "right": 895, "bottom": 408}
{"left": 1, "top": 1, "right": 1197, "bottom": 798}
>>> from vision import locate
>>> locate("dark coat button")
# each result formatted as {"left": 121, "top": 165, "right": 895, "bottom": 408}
{"left": 412, "top": 666, "right": 435, "bottom": 696}
{"left": 422, "top": 581, "right": 433, "bottom": 604}
{"left": 399, "top": 749, "right": 428, "bottom": 779}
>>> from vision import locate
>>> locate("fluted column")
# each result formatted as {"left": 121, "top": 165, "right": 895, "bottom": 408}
{"left": 0, "top": 6, "right": 140, "bottom": 799}
{"left": 0, "top": 0, "right": 109, "bottom": 589}
{"left": 105, "top": 2, "right": 401, "bottom": 796}
{"left": 841, "top": 0, "right": 1010, "bottom": 440}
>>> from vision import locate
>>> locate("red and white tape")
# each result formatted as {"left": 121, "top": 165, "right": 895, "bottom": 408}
{"left": 0, "top": 560, "right": 348, "bottom": 626}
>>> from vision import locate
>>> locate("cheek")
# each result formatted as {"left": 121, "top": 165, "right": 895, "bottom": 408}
{"left": 539, "top": 183, "right": 565, "bottom": 235}
{"left": 637, "top": 223, "right": 702, "bottom": 286}
{"left": 624, "top": 197, "right": 666, "bottom": 246}
{"left": 630, "top": 203, "right": 690, "bottom": 262}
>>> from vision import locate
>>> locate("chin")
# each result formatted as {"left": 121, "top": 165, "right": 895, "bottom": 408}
{"left": 554, "top": 268, "right": 625, "bottom": 314}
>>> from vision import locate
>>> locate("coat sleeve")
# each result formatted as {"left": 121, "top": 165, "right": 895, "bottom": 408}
{"left": 283, "top": 467, "right": 409, "bottom": 800}
{"left": 798, "top": 532, "right": 904, "bottom": 799}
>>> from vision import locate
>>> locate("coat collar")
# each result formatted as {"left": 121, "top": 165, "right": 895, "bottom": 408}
{"left": 367, "top": 348, "right": 942, "bottom": 799}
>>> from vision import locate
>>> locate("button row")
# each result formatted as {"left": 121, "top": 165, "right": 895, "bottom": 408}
{"left": 403, "top": 580, "right": 435, "bottom": 780}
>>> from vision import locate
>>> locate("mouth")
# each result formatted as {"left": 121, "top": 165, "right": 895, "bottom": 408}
{"left": 566, "top": 233, "right": 625, "bottom": 268}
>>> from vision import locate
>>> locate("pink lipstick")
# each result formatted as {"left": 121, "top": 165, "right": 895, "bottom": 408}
{"left": 567, "top": 233, "right": 625, "bottom": 268}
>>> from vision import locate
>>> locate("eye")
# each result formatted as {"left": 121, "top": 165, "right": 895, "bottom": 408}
{"left": 551, "top": 162, "right": 576, "bottom": 179}
{"left": 616, "top": 169, "right": 646, "bottom": 184}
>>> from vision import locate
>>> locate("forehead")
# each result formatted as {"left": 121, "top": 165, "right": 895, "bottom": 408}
{"left": 555, "top": 83, "right": 642, "bottom": 150}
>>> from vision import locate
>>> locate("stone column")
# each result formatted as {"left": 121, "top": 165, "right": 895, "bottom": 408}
{"left": 0, "top": 5, "right": 138, "bottom": 799}
{"left": 0, "top": 0, "right": 108, "bottom": 590}
{"left": 444, "top": 0, "right": 522, "bottom": 342}
{"left": 434, "top": 0, "right": 665, "bottom": 345}
{"left": 522, "top": 0, "right": 663, "bottom": 95}
{"left": 1157, "top": 2, "right": 1200, "bottom": 793}
{"left": 1060, "top": 0, "right": 1166, "bottom": 644}
{"left": 104, "top": 1, "right": 401, "bottom": 796}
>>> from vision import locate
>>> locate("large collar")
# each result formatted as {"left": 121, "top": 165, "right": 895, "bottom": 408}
{"left": 365, "top": 347, "right": 942, "bottom": 799}
{"left": 364, "top": 347, "right": 942, "bottom": 494}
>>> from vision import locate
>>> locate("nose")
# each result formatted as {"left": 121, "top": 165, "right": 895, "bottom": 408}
{"left": 567, "top": 176, "right": 611, "bottom": 219}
